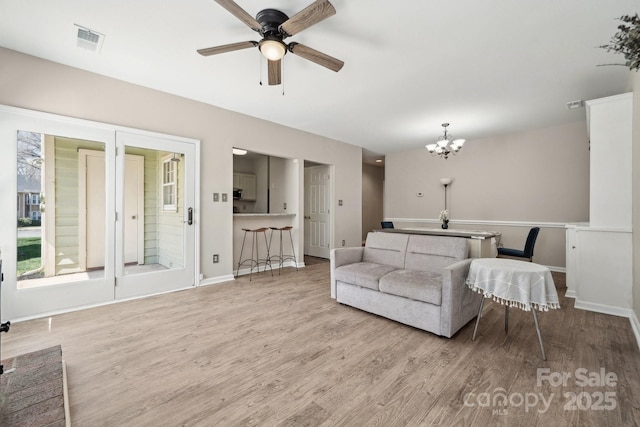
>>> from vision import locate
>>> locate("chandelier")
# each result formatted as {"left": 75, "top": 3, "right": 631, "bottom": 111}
{"left": 425, "top": 123, "right": 465, "bottom": 159}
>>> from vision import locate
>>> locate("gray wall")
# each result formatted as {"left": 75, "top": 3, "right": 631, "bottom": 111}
{"left": 0, "top": 47, "right": 363, "bottom": 282}
{"left": 362, "top": 163, "right": 384, "bottom": 242}
{"left": 384, "top": 121, "right": 590, "bottom": 269}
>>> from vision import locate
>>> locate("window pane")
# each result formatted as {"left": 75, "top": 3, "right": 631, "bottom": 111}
{"left": 17, "top": 131, "right": 106, "bottom": 288}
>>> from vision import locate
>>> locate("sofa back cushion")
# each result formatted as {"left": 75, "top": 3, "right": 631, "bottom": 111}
{"left": 405, "top": 235, "right": 468, "bottom": 274}
{"left": 363, "top": 232, "right": 409, "bottom": 269}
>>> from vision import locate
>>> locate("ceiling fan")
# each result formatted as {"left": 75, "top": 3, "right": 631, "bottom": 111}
{"left": 197, "top": 0, "right": 344, "bottom": 85}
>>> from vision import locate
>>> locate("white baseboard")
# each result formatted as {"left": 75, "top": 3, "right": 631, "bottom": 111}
{"left": 232, "top": 260, "right": 302, "bottom": 278}
{"left": 573, "top": 299, "right": 634, "bottom": 319}
{"left": 630, "top": 311, "right": 640, "bottom": 352}
{"left": 564, "top": 289, "right": 576, "bottom": 299}
{"left": 199, "top": 274, "right": 235, "bottom": 286}
{"left": 569, "top": 300, "right": 640, "bottom": 351}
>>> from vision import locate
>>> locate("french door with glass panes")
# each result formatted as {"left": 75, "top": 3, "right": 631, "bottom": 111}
{"left": 0, "top": 106, "right": 198, "bottom": 320}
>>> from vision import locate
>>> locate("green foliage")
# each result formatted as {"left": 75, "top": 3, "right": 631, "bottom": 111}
{"left": 17, "top": 217, "right": 41, "bottom": 227}
{"left": 600, "top": 14, "right": 640, "bottom": 71}
{"left": 17, "top": 237, "right": 42, "bottom": 277}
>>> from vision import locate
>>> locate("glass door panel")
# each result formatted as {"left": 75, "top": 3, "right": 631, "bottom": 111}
{"left": 17, "top": 132, "right": 111, "bottom": 288}
{"left": 115, "top": 132, "right": 196, "bottom": 299}
{"left": 1, "top": 107, "right": 197, "bottom": 320}
{"left": 1, "top": 107, "right": 116, "bottom": 320}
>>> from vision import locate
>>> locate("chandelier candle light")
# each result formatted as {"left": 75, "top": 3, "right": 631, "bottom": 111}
{"left": 426, "top": 123, "right": 465, "bottom": 159}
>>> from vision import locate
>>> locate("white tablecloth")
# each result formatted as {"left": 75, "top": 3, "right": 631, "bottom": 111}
{"left": 466, "top": 258, "right": 560, "bottom": 312}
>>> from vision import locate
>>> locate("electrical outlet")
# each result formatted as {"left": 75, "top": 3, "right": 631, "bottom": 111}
{"left": 213, "top": 254, "right": 219, "bottom": 263}
{"left": 283, "top": 202, "right": 287, "bottom": 210}
{"left": 213, "top": 193, "right": 219, "bottom": 202}
{"left": 342, "top": 240, "right": 346, "bottom": 246}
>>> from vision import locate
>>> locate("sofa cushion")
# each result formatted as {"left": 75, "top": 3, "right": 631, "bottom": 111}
{"left": 362, "top": 232, "right": 409, "bottom": 269}
{"left": 405, "top": 235, "right": 468, "bottom": 275}
{"left": 334, "top": 262, "right": 398, "bottom": 291}
{"left": 379, "top": 269, "right": 443, "bottom": 305}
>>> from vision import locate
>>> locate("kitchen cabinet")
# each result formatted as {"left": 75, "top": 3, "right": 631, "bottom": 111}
{"left": 233, "top": 173, "right": 257, "bottom": 201}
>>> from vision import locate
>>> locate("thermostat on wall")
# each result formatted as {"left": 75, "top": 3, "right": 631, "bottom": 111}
{"left": 417, "top": 192, "right": 424, "bottom": 197}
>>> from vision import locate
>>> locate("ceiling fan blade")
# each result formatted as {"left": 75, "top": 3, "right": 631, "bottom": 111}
{"left": 268, "top": 59, "right": 282, "bottom": 85}
{"left": 197, "top": 41, "right": 257, "bottom": 56}
{"left": 289, "top": 42, "right": 344, "bottom": 72}
{"left": 214, "top": 0, "right": 262, "bottom": 32}
{"left": 279, "top": 0, "right": 336, "bottom": 37}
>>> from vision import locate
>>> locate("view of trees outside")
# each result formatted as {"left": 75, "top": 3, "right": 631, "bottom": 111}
{"left": 17, "top": 131, "right": 43, "bottom": 278}
{"left": 17, "top": 130, "right": 42, "bottom": 179}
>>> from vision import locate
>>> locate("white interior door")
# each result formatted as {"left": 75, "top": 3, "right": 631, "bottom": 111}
{"left": 304, "top": 165, "right": 331, "bottom": 258}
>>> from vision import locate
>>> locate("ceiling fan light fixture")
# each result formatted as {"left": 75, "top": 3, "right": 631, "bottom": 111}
{"left": 259, "top": 39, "right": 286, "bottom": 61}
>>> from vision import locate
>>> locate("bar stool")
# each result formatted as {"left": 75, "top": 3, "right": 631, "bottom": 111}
{"left": 268, "top": 226, "right": 298, "bottom": 274}
{"left": 236, "top": 227, "right": 273, "bottom": 281}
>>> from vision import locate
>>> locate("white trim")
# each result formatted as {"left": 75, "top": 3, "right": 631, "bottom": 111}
{"left": 572, "top": 226, "right": 633, "bottom": 234}
{"left": 78, "top": 149, "right": 89, "bottom": 271}
{"left": 565, "top": 289, "right": 577, "bottom": 299}
{"left": 585, "top": 92, "right": 632, "bottom": 107}
{"left": 199, "top": 275, "right": 235, "bottom": 287}
{"left": 384, "top": 218, "right": 569, "bottom": 229}
{"left": 574, "top": 301, "right": 640, "bottom": 352}
{"left": 573, "top": 300, "right": 634, "bottom": 319}
{"left": 7, "top": 284, "right": 195, "bottom": 323}
{"left": 43, "top": 135, "right": 56, "bottom": 278}
{"left": 232, "top": 260, "right": 305, "bottom": 279}
{"left": 630, "top": 311, "right": 640, "bottom": 352}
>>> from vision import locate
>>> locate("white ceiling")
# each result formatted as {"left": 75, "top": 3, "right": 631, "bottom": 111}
{"left": 0, "top": 0, "right": 636, "bottom": 163}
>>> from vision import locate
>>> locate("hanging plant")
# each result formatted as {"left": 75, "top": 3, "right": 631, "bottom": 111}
{"left": 600, "top": 14, "right": 640, "bottom": 71}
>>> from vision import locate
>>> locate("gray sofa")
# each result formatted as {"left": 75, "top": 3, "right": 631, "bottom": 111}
{"left": 330, "top": 231, "right": 482, "bottom": 338}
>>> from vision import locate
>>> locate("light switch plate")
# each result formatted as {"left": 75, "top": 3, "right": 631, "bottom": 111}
{"left": 213, "top": 193, "right": 219, "bottom": 202}
{"left": 338, "top": 200, "right": 343, "bottom": 206}
{"left": 222, "top": 193, "right": 228, "bottom": 202}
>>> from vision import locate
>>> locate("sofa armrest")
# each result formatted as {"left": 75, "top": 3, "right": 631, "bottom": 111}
{"left": 439, "top": 258, "right": 481, "bottom": 337}
{"left": 330, "top": 247, "right": 364, "bottom": 299}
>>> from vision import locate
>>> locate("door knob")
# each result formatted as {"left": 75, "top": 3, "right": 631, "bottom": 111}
{"left": 131, "top": 215, "right": 137, "bottom": 220}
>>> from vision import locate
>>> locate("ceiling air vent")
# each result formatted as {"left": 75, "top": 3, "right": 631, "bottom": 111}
{"left": 566, "top": 100, "right": 584, "bottom": 110}
{"left": 74, "top": 24, "right": 104, "bottom": 53}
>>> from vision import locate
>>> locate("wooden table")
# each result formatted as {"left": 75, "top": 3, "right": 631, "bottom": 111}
{"left": 465, "top": 258, "right": 560, "bottom": 360}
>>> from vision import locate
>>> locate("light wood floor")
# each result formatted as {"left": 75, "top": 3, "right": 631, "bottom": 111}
{"left": 3, "top": 263, "right": 640, "bottom": 426}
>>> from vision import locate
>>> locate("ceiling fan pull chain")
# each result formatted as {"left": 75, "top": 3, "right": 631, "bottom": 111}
{"left": 282, "top": 56, "right": 285, "bottom": 96}
{"left": 259, "top": 54, "right": 263, "bottom": 85}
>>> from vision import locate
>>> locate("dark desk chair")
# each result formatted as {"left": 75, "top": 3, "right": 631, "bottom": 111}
{"left": 381, "top": 221, "right": 394, "bottom": 229}
{"left": 497, "top": 227, "right": 540, "bottom": 262}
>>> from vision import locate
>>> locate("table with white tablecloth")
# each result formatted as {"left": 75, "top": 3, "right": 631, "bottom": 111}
{"left": 465, "top": 258, "right": 560, "bottom": 360}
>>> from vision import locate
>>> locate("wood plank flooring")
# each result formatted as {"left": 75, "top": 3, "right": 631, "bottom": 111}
{"left": 2, "top": 263, "right": 640, "bottom": 426}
